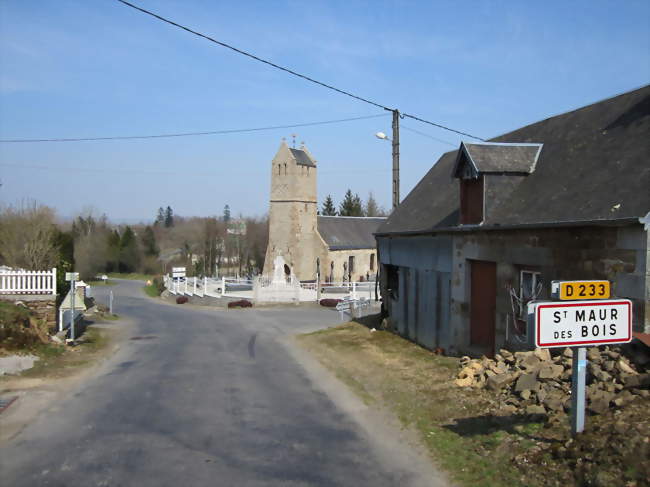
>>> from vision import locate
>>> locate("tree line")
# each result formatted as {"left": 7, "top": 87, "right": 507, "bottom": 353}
{"left": 0, "top": 202, "right": 268, "bottom": 292}
{"left": 320, "top": 190, "right": 387, "bottom": 217}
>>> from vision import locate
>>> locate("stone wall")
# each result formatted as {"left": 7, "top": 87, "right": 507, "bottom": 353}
{"left": 450, "top": 223, "right": 648, "bottom": 355}
{"left": 0, "top": 294, "right": 57, "bottom": 333}
{"left": 320, "top": 248, "right": 378, "bottom": 283}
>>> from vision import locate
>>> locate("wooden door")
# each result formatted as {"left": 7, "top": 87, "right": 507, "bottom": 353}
{"left": 470, "top": 260, "right": 496, "bottom": 356}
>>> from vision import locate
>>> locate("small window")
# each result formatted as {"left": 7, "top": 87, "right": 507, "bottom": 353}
{"left": 370, "top": 254, "right": 375, "bottom": 271}
{"left": 385, "top": 264, "right": 398, "bottom": 299}
{"left": 518, "top": 270, "right": 541, "bottom": 318}
{"left": 284, "top": 163, "right": 287, "bottom": 175}
{"left": 278, "top": 164, "right": 281, "bottom": 175}
{"left": 460, "top": 176, "right": 484, "bottom": 224}
{"left": 348, "top": 256, "right": 355, "bottom": 274}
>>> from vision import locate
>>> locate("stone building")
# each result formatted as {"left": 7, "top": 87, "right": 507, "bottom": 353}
{"left": 376, "top": 86, "right": 650, "bottom": 357}
{"left": 263, "top": 141, "right": 385, "bottom": 282}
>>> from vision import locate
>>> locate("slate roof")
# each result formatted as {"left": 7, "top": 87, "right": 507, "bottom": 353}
{"left": 378, "top": 85, "right": 650, "bottom": 235}
{"left": 290, "top": 148, "right": 316, "bottom": 167}
{"left": 317, "top": 216, "right": 386, "bottom": 250}
{"left": 453, "top": 142, "right": 543, "bottom": 176}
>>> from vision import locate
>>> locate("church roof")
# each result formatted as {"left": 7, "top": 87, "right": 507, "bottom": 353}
{"left": 317, "top": 216, "right": 386, "bottom": 250}
{"left": 289, "top": 148, "right": 316, "bottom": 167}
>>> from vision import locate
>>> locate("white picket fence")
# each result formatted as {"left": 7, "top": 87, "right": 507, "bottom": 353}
{"left": 162, "top": 274, "right": 379, "bottom": 303}
{"left": 0, "top": 268, "right": 57, "bottom": 295}
{"left": 163, "top": 275, "right": 254, "bottom": 298}
{"left": 319, "top": 281, "right": 378, "bottom": 300}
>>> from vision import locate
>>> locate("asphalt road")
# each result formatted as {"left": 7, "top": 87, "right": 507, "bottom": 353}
{"left": 1, "top": 280, "right": 446, "bottom": 487}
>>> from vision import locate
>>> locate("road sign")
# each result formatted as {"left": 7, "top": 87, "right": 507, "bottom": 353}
{"left": 551, "top": 280, "right": 610, "bottom": 300}
{"left": 65, "top": 272, "right": 79, "bottom": 281}
{"left": 528, "top": 299, "right": 632, "bottom": 348}
{"left": 172, "top": 267, "right": 186, "bottom": 278}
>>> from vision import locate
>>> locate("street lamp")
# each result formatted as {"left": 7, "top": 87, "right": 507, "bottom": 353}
{"left": 375, "top": 110, "right": 400, "bottom": 209}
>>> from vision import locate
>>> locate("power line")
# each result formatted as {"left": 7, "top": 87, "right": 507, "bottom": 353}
{"left": 0, "top": 113, "right": 388, "bottom": 143}
{"left": 115, "top": 0, "right": 485, "bottom": 142}
{"left": 401, "top": 124, "right": 457, "bottom": 147}
{"left": 401, "top": 114, "right": 484, "bottom": 141}
{"left": 116, "top": 0, "right": 388, "bottom": 110}
{"left": 0, "top": 162, "right": 390, "bottom": 176}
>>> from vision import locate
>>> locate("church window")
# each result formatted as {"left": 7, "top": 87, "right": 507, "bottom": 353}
{"left": 348, "top": 256, "right": 355, "bottom": 274}
{"left": 284, "top": 163, "right": 287, "bottom": 175}
{"left": 370, "top": 254, "right": 375, "bottom": 271}
{"left": 278, "top": 164, "right": 281, "bottom": 175}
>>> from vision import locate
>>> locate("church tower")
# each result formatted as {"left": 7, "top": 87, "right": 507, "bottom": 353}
{"left": 263, "top": 140, "right": 319, "bottom": 281}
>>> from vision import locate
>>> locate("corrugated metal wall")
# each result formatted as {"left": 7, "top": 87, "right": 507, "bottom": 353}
{"left": 378, "top": 236, "right": 452, "bottom": 350}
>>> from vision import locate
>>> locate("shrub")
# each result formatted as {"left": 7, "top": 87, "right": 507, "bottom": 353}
{"left": 0, "top": 301, "right": 50, "bottom": 349}
{"left": 153, "top": 277, "right": 165, "bottom": 295}
{"left": 176, "top": 296, "right": 188, "bottom": 304}
{"left": 319, "top": 298, "right": 341, "bottom": 308}
{"left": 228, "top": 299, "right": 252, "bottom": 308}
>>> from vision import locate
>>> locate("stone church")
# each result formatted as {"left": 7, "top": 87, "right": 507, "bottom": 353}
{"left": 263, "top": 140, "right": 385, "bottom": 282}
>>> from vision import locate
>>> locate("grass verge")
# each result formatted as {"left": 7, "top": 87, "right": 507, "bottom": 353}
{"left": 297, "top": 321, "right": 541, "bottom": 487}
{"left": 143, "top": 283, "right": 161, "bottom": 297}
{"left": 1, "top": 326, "right": 113, "bottom": 381}
{"left": 107, "top": 272, "right": 154, "bottom": 282}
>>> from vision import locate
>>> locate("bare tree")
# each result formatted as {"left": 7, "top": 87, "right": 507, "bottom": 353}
{"left": 0, "top": 202, "right": 59, "bottom": 270}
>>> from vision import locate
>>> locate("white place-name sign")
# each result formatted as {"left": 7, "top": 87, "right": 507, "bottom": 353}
{"left": 531, "top": 299, "right": 632, "bottom": 348}
{"left": 172, "top": 267, "right": 186, "bottom": 278}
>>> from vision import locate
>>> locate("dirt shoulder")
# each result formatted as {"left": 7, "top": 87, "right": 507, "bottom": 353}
{"left": 296, "top": 320, "right": 649, "bottom": 487}
{"left": 0, "top": 319, "right": 128, "bottom": 443}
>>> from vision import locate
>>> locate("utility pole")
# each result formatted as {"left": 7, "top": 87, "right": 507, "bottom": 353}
{"left": 391, "top": 109, "right": 400, "bottom": 209}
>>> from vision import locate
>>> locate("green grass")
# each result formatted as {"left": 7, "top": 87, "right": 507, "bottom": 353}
{"left": 14, "top": 327, "right": 112, "bottom": 379}
{"left": 143, "top": 283, "right": 161, "bottom": 297}
{"left": 298, "top": 322, "right": 533, "bottom": 487}
{"left": 107, "top": 272, "right": 155, "bottom": 282}
{"left": 99, "top": 313, "right": 120, "bottom": 321}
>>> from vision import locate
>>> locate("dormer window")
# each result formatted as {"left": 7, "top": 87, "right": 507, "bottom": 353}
{"left": 452, "top": 141, "right": 543, "bottom": 226}
{"left": 460, "top": 176, "right": 484, "bottom": 224}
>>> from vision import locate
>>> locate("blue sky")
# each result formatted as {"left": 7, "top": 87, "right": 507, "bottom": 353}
{"left": 1, "top": 0, "right": 648, "bottom": 222}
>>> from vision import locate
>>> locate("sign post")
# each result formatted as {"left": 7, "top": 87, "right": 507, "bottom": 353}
{"left": 528, "top": 280, "right": 632, "bottom": 436}
{"left": 65, "top": 272, "right": 79, "bottom": 343}
{"left": 109, "top": 290, "right": 114, "bottom": 315}
{"left": 571, "top": 347, "right": 587, "bottom": 435}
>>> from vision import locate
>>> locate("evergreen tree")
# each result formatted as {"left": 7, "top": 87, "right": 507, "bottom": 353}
{"left": 321, "top": 195, "right": 337, "bottom": 216}
{"left": 164, "top": 206, "right": 174, "bottom": 228}
{"left": 223, "top": 204, "right": 231, "bottom": 223}
{"left": 352, "top": 193, "right": 363, "bottom": 216}
{"left": 106, "top": 230, "right": 121, "bottom": 272}
{"left": 339, "top": 190, "right": 364, "bottom": 216}
{"left": 119, "top": 226, "right": 140, "bottom": 272}
{"left": 141, "top": 225, "right": 159, "bottom": 257}
{"left": 365, "top": 192, "right": 379, "bottom": 217}
{"left": 155, "top": 207, "right": 165, "bottom": 226}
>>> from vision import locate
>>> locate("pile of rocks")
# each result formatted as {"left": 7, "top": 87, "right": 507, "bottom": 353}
{"left": 455, "top": 346, "right": 650, "bottom": 416}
